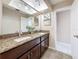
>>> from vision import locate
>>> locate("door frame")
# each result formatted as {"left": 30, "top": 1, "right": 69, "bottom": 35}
{"left": 53, "top": 6, "right": 72, "bottom": 55}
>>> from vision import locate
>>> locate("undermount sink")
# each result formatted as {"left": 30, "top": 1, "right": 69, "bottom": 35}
{"left": 14, "top": 37, "right": 31, "bottom": 42}
{"left": 38, "top": 33, "right": 45, "bottom": 35}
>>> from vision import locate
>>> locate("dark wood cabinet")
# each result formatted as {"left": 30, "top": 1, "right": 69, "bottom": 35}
{"left": 0, "top": 38, "right": 40, "bottom": 59}
{"left": 0, "top": 33, "right": 49, "bottom": 59}
{"left": 44, "top": 37, "right": 49, "bottom": 49}
{"left": 19, "top": 52, "right": 31, "bottom": 59}
{"left": 19, "top": 44, "right": 40, "bottom": 59}
{"left": 41, "top": 41, "right": 46, "bottom": 56}
{"left": 31, "top": 44, "right": 40, "bottom": 59}
{"left": 40, "top": 35, "right": 49, "bottom": 57}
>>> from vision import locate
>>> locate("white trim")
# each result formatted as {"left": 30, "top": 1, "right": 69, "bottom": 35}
{"left": 55, "top": 41, "right": 71, "bottom": 55}
{"left": 52, "top": 6, "right": 72, "bottom": 56}
{"left": 48, "top": 46, "right": 72, "bottom": 56}
{"left": 55, "top": 6, "right": 72, "bottom": 12}
{"left": 53, "top": 11, "right": 57, "bottom": 50}
{"left": 48, "top": 47, "right": 55, "bottom": 50}
{"left": 51, "top": 11, "right": 57, "bottom": 50}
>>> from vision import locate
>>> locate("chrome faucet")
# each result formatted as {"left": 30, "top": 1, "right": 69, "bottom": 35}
{"left": 17, "top": 30, "right": 22, "bottom": 37}
{"left": 18, "top": 32, "right": 21, "bottom": 37}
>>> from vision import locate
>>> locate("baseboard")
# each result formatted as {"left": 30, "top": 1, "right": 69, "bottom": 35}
{"left": 48, "top": 46, "right": 72, "bottom": 56}
{"left": 48, "top": 47, "right": 55, "bottom": 50}
{"left": 55, "top": 41, "right": 71, "bottom": 55}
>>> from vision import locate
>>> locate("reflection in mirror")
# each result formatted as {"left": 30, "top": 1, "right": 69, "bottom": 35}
{"left": 34, "top": 16, "right": 39, "bottom": 26}
{"left": 33, "top": 16, "right": 40, "bottom": 32}
{"left": 1, "top": 0, "right": 40, "bottom": 35}
{"left": 21, "top": 17, "right": 34, "bottom": 32}
{"left": 1, "top": 6, "right": 40, "bottom": 35}
{"left": 0, "top": 7, "right": 31, "bottom": 35}
{"left": 1, "top": 6, "right": 21, "bottom": 35}
{"left": 21, "top": 16, "right": 40, "bottom": 33}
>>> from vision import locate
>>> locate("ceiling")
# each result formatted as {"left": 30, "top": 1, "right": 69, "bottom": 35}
{"left": 45, "top": 0, "right": 74, "bottom": 9}
{"left": 2, "top": 0, "right": 70, "bottom": 5}
{"left": 49, "top": 0, "right": 65, "bottom": 4}
{"left": 2, "top": 0, "right": 74, "bottom": 15}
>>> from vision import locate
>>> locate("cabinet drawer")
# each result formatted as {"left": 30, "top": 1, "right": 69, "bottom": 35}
{"left": 30, "top": 38, "right": 40, "bottom": 47}
{"left": 41, "top": 34, "right": 49, "bottom": 41}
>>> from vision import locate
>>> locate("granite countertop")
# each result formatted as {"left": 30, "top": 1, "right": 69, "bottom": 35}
{"left": 0, "top": 32, "right": 49, "bottom": 54}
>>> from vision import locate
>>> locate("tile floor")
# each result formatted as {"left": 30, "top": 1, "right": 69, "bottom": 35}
{"left": 41, "top": 49, "right": 72, "bottom": 59}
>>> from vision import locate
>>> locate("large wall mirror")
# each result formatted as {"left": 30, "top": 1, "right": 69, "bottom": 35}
{"left": 1, "top": 0, "right": 40, "bottom": 35}
{"left": 21, "top": 16, "right": 40, "bottom": 33}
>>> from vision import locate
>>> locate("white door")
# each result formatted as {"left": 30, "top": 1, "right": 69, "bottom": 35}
{"left": 71, "top": 0, "right": 78, "bottom": 59}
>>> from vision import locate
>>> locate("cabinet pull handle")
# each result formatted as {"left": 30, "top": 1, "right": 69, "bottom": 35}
{"left": 28, "top": 55, "right": 30, "bottom": 59}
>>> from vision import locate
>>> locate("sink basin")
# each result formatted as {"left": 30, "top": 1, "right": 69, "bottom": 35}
{"left": 38, "top": 33, "right": 45, "bottom": 35}
{"left": 14, "top": 37, "right": 31, "bottom": 42}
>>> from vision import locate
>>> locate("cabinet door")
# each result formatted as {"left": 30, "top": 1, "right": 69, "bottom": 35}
{"left": 45, "top": 37, "right": 49, "bottom": 49}
{"left": 19, "top": 52, "right": 31, "bottom": 59}
{"left": 40, "top": 40, "right": 46, "bottom": 56}
{"left": 31, "top": 44, "right": 40, "bottom": 59}
{"left": 40, "top": 37, "right": 49, "bottom": 56}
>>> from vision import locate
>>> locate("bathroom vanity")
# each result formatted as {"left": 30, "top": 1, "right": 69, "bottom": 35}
{"left": 0, "top": 32, "right": 49, "bottom": 59}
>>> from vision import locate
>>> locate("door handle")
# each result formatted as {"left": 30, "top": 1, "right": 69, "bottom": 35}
{"left": 73, "top": 35, "right": 78, "bottom": 39}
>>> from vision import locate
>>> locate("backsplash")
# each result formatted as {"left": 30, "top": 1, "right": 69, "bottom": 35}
{"left": 0, "top": 30, "right": 49, "bottom": 39}
{"left": 0, "top": 33, "right": 18, "bottom": 39}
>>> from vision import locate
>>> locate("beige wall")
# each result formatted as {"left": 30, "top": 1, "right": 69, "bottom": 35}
{"left": 0, "top": 0, "right": 2, "bottom": 34}
{"left": 2, "top": 7, "right": 28, "bottom": 35}
{"left": 56, "top": 10, "right": 71, "bottom": 44}
{"left": 39, "top": 13, "right": 56, "bottom": 48}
